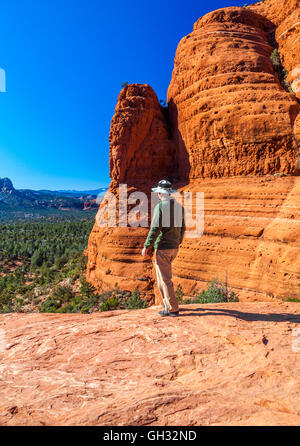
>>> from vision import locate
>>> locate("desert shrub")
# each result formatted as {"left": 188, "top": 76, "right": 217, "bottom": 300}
{"left": 285, "top": 297, "right": 300, "bottom": 302}
{"left": 270, "top": 48, "right": 281, "bottom": 66}
{"left": 52, "top": 285, "right": 75, "bottom": 302}
{"left": 99, "top": 290, "right": 113, "bottom": 301}
{"left": 39, "top": 296, "right": 61, "bottom": 313}
{"left": 270, "top": 49, "right": 292, "bottom": 92}
{"left": 0, "top": 290, "right": 14, "bottom": 313}
{"left": 54, "top": 255, "right": 68, "bottom": 269}
{"left": 74, "top": 280, "right": 102, "bottom": 313}
{"left": 39, "top": 285, "right": 75, "bottom": 312}
{"left": 40, "top": 279, "right": 104, "bottom": 314}
{"left": 79, "top": 278, "right": 97, "bottom": 299}
{"left": 175, "top": 284, "right": 184, "bottom": 303}
{"left": 31, "top": 249, "right": 44, "bottom": 268}
{"left": 195, "top": 278, "right": 239, "bottom": 304}
{"left": 100, "top": 295, "right": 121, "bottom": 312}
{"left": 125, "top": 287, "right": 147, "bottom": 309}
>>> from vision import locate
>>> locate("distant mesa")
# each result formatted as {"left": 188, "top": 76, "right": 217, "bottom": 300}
{"left": 0, "top": 177, "right": 107, "bottom": 216}
{"left": 0, "top": 177, "right": 14, "bottom": 192}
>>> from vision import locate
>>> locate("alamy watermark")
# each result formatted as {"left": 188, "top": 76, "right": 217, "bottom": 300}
{"left": 96, "top": 184, "right": 204, "bottom": 238}
{"left": 0, "top": 68, "right": 6, "bottom": 92}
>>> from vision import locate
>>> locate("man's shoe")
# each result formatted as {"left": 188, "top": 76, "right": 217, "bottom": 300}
{"left": 169, "top": 311, "right": 179, "bottom": 317}
{"left": 159, "top": 310, "right": 169, "bottom": 316}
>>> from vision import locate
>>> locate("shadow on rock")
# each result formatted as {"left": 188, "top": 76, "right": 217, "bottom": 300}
{"left": 178, "top": 307, "right": 300, "bottom": 323}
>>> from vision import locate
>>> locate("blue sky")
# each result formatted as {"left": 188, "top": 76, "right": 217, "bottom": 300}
{"left": 0, "top": 0, "right": 244, "bottom": 190}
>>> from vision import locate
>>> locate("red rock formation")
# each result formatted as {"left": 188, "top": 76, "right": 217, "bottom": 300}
{"left": 166, "top": 2, "right": 300, "bottom": 301}
{"left": 108, "top": 84, "right": 174, "bottom": 192}
{"left": 251, "top": 0, "right": 300, "bottom": 101}
{"left": 86, "top": 84, "right": 174, "bottom": 298}
{"left": 1, "top": 303, "right": 300, "bottom": 425}
{"left": 167, "top": 6, "right": 299, "bottom": 179}
{"left": 172, "top": 176, "right": 300, "bottom": 301}
{"left": 87, "top": 2, "right": 300, "bottom": 301}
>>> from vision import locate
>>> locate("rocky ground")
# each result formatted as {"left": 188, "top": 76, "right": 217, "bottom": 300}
{"left": 0, "top": 302, "right": 299, "bottom": 426}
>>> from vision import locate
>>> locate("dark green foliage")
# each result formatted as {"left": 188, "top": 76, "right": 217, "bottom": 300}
{"left": 121, "top": 82, "right": 129, "bottom": 88}
{"left": 270, "top": 48, "right": 281, "bottom": 67}
{"left": 194, "top": 278, "right": 239, "bottom": 304}
{"left": 0, "top": 220, "right": 94, "bottom": 266}
{"left": 175, "top": 284, "right": 184, "bottom": 303}
{"left": 74, "top": 278, "right": 102, "bottom": 313}
{"left": 54, "top": 255, "right": 68, "bottom": 269}
{"left": 285, "top": 297, "right": 300, "bottom": 302}
{"left": 270, "top": 49, "right": 292, "bottom": 92}
{"left": 0, "top": 218, "right": 151, "bottom": 314}
{"left": 0, "top": 219, "right": 94, "bottom": 312}
{"left": 31, "top": 250, "right": 44, "bottom": 267}
{"left": 40, "top": 286, "right": 75, "bottom": 313}
{"left": 39, "top": 279, "right": 103, "bottom": 314}
{"left": 124, "top": 287, "right": 147, "bottom": 309}
{"left": 0, "top": 208, "right": 97, "bottom": 222}
{"left": 0, "top": 289, "right": 14, "bottom": 313}
{"left": 100, "top": 295, "right": 121, "bottom": 312}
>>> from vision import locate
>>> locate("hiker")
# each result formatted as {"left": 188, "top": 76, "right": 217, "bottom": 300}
{"left": 141, "top": 179, "right": 185, "bottom": 317}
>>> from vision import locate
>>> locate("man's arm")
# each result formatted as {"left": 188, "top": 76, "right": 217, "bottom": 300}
{"left": 180, "top": 210, "right": 186, "bottom": 244}
{"left": 142, "top": 202, "right": 162, "bottom": 255}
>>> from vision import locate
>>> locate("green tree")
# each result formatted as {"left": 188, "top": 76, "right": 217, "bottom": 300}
{"left": 195, "top": 278, "right": 239, "bottom": 304}
{"left": 31, "top": 249, "right": 43, "bottom": 267}
{"left": 175, "top": 284, "right": 184, "bottom": 303}
{"left": 100, "top": 295, "right": 121, "bottom": 312}
{"left": 125, "top": 288, "right": 147, "bottom": 309}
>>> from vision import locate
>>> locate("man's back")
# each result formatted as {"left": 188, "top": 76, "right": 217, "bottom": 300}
{"left": 144, "top": 197, "right": 185, "bottom": 250}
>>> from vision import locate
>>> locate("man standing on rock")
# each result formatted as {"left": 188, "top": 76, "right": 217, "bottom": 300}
{"left": 141, "top": 179, "right": 185, "bottom": 317}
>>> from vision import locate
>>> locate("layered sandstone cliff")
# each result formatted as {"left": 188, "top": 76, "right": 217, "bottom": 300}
{"left": 87, "top": 0, "right": 300, "bottom": 302}
{"left": 167, "top": 6, "right": 299, "bottom": 179}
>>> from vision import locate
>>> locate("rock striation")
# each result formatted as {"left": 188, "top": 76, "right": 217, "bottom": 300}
{"left": 1, "top": 303, "right": 300, "bottom": 426}
{"left": 108, "top": 84, "right": 174, "bottom": 193}
{"left": 87, "top": 0, "right": 300, "bottom": 302}
{"left": 251, "top": 0, "right": 300, "bottom": 100}
{"left": 167, "top": 6, "right": 299, "bottom": 180}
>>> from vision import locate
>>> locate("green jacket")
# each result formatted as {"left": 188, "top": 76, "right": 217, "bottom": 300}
{"left": 144, "top": 197, "right": 185, "bottom": 250}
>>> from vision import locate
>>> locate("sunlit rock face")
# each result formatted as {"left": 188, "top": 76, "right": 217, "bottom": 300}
{"left": 251, "top": 0, "right": 300, "bottom": 102}
{"left": 1, "top": 304, "right": 300, "bottom": 425}
{"left": 87, "top": 1, "right": 300, "bottom": 302}
{"left": 167, "top": 6, "right": 299, "bottom": 180}
{"left": 86, "top": 84, "right": 174, "bottom": 301}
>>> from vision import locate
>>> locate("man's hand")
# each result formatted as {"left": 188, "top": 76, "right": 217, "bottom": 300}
{"left": 141, "top": 247, "right": 152, "bottom": 257}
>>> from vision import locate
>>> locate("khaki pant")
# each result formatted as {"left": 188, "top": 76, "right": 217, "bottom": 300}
{"left": 155, "top": 248, "right": 179, "bottom": 313}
